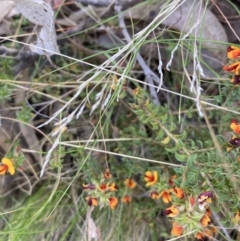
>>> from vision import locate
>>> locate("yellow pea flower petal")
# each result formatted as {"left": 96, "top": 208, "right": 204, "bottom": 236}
{"left": 2, "top": 158, "right": 15, "bottom": 175}
{"left": 144, "top": 171, "right": 158, "bottom": 186}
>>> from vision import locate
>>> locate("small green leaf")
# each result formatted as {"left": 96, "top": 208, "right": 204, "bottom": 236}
{"left": 175, "top": 152, "right": 188, "bottom": 162}
{"left": 165, "top": 146, "right": 178, "bottom": 153}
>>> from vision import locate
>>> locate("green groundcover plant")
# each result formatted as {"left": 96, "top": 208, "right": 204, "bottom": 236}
{"left": 81, "top": 45, "right": 240, "bottom": 239}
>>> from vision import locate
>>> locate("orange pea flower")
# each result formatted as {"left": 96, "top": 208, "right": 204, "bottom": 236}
{"left": 109, "top": 197, "right": 118, "bottom": 209}
{"left": 159, "top": 190, "right": 172, "bottom": 203}
{"left": 200, "top": 214, "right": 211, "bottom": 227}
{"left": 150, "top": 191, "right": 161, "bottom": 199}
{"left": 98, "top": 183, "right": 108, "bottom": 192}
{"left": 163, "top": 206, "right": 179, "bottom": 217}
{"left": 124, "top": 178, "right": 137, "bottom": 189}
{"left": 108, "top": 183, "right": 118, "bottom": 192}
{"left": 0, "top": 158, "right": 15, "bottom": 175}
{"left": 173, "top": 187, "right": 184, "bottom": 199}
{"left": 230, "top": 119, "right": 240, "bottom": 134}
{"left": 144, "top": 171, "right": 158, "bottom": 186}
{"left": 223, "top": 62, "right": 240, "bottom": 75}
{"left": 86, "top": 197, "right": 98, "bottom": 206}
{"left": 195, "top": 232, "right": 205, "bottom": 240}
{"left": 171, "top": 222, "right": 183, "bottom": 237}
{"left": 227, "top": 46, "right": 240, "bottom": 59}
{"left": 195, "top": 227, "right": 216, "bottom": 240}
{"left": 104, "top": 169, "right": 112, "bottom": 179}
{"left": 122, "top": 195, "right": 132, "bottom": 203}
